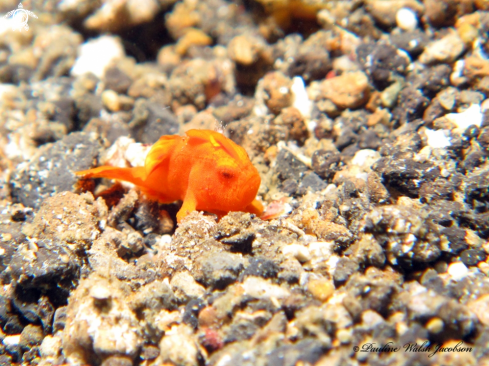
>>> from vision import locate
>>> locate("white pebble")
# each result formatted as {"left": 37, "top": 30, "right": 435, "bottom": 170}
{"left": 351, "top": 149, "right": 381, "bottom": 169}
{"left": 2, "top": 334, "right": 21, "bottom": 346}
{"left": 90, "top": 285, "right": 111, "bottom": 300}
{"left": 40, "top": 335, "right": 62, "bottom": 358}
{"left": 446, "top": 104, "right": 483, "bottom": 134}
{"left": 159, "top": 234, "right": 172, "bottom": 244}
{"left": 71, "top": 35, "right": 125, "bottom": 78}
{"left": 447, "top": 262, "right": 469, "bottom": 281}
{"left": 242, "top": 277, "right": 290, "bottom": 299}
{"left": 450, "top": 60, "right": 467, "bottom": 86}
{"left": 396, "top": 8, "right": 418, "bottom": 32}
{"left": 424, "top": 128, "right": 451, "bottom": 148}
{"left": 309, "top": 241, "right": 335, "bottom": 258}
{"left": 282, "top": 244, "right": 311, "bottom": 262}
{"left": 361, "top": 310, "right": 385, "bottom": 328}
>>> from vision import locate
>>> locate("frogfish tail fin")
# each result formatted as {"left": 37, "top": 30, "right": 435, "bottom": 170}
{"left": 76, "top": 166, "right": 147, "bottom": 186}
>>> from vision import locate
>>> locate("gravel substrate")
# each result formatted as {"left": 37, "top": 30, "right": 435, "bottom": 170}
{"left": 1, "top": 0, "right": 489, "bottom": 365}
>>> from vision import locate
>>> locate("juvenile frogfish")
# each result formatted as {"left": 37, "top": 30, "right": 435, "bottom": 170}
{"left": 76, "top": 129, "right": 263, "bottom": 223}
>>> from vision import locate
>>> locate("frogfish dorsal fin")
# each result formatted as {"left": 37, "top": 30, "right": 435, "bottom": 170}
{"left": 185, "top": 129, "right": 245, "bottom": 162}
{"left": 144, "top": 135, "right": 181, "bottom": 177}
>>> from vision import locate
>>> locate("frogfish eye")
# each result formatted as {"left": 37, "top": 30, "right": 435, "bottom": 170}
{"left": 219, "top": 168, "right": 235, "bottom": 179}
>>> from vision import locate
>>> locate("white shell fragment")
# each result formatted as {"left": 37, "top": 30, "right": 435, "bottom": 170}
{"left": 424, "top": 128, "right": 451, "bottom": 148}
{"left": 291, "top": 76, "right": 313, "bottom": 119}
{"left": 446, "top": 104, "right": 483, "bottom": 134}
{"left": 71, "top": 35, "right": 125, "bottom": 78}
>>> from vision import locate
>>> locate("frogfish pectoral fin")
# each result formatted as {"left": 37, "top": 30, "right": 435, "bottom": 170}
{"left": 245, "top": 199, "right": 264, "bottom": 217}
{"left": 176, "top": 191, "right": 198, "bottom": 223}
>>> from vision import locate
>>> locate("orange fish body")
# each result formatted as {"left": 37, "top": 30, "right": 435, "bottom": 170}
{"left": 76, "top": 129, "right": 263, "bottom": 222}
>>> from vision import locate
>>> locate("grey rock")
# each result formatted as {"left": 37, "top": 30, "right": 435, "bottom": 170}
{"left": 297, "top": 171, "right": 327, "bottom": 195}
{"left": 266, "top": 338, "right": 330, "bottom": 366}
{"left": 286, "top": 31, "right": 332, "bottom": 82}
{"left": 393, "top": 86, "right": 429, "bottom": 124}
{"left": 140, "top": 344, "right": 160, "bottom": 361}
{"left": 373, "top": 157, "right": 439, "bottom": 197}
{"left": 437, "top": 301, "right": 476, "bottom": 339}
{"left": 356, "top": 42, "right": 409, "bottom": 89}
{"left": 182, "top": 298, "right": 205, "bottom": 330}
{"left": 138, "top": 102, "right": 179, "bottom": 144}
{"left": 4, "top": 343, "right": 21, "bottom": 363}
{"left": 278, "top": 257, "right": 303, "bottom": 284}
{"left": 333, "top": 258, "right": 359, "bottom": 286}
{"left": 19, "top": 324, "right": 43, "bottom": 351}
{"left": 53, "top": 306, "right": 67, "bottom": 333}
{"left": 312, "top": 149, "right": 342, "bottom": 180}
{"left": 416, "top": 64, "right": 451, "bottom": 96}
{"left": 9, "top": 240, "right": 82, "bottom": 290}
{"left": 75, "top": 93, "right": 103, "bottom": 125}
{"left": 0, "top": 355, "right": 12, "bottom": 366}
{"left": 441, "top": 227, "right": 468, "bottom": 254}
{"left": 0, "top": 295, "right": 9, "bottom": 328}
{"left": 390, "top": 29, "right": 428, "bottom": 56}
{"left": 9, "top": 132, "right": 101, "bottom": 209}
{"left": 4, "top": 314, "right": 23, "bottom": 334}
{"left": 104, "top": 67, "right": 133, "bottom": 94}
{"left": 196, "top": 251, "right": 246, "bottom": 289}
{"left": 460, "top": 249, "right": 487, "bottom": 267}
{"left": 275, "top": 149, "right": 308, "bottom": 181}
{"left": 223, "top": 320, "right": 259, "bottom": 343}
{"left": 242, "top": 257, "right": 279, "bottom": 279}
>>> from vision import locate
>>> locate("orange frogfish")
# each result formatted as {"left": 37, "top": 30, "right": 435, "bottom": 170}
{"left": 76, "top": 129, "right": 263, "bottom": 222}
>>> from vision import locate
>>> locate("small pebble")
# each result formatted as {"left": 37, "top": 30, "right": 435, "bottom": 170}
{"left": 228, "top": 35, "right": 259, "bottom": 66}
{"left": 320, "top": 71, "right": 370, "bottom": 109}
{"left": 419, "top": 32, "right": 466, "bottom": 64}
{"left": 451, "top": 60, "right": 467, "bottom": 86}
{"left": 434, "top": 261, "right": 448, "bottom": 274}
{"left": 102, "top": 90, "right": 121, "bottom": 112}
{"left": 175, "top": 28, "right": 212, "bottom": 56}
{"left": 456, "top": 23, "right": 478, "bottom": 45}
{"left": 447, "top": 262, "right": 469, "bottom": 281}
{"left": 426, "top": 317, "right": 444, "bottom": 334}
{"left": 336, "top": 328, "right": 352, "bottom": 344}
{"left": 479, "top": 262, "right": 489, "bottom": 276}
{"left": 396, "top": 8, "right": 418, "bottom": 32}
{"left": 307, "top": 279, "right": 334, "bottom": 302}
{"left": 126, "top": 232, "right": 144, "bottom": 253}
{"left": 468, "top": 294, "right": 489, "bottom": 326}
{"left": 90, "top": 285, "right": 112, "bottom": 301}
{"left": 40, "top": 335, "right": 62, "bottom": 358}
{"left": 361, "top": 310, "right": 384, "bottom": 329}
